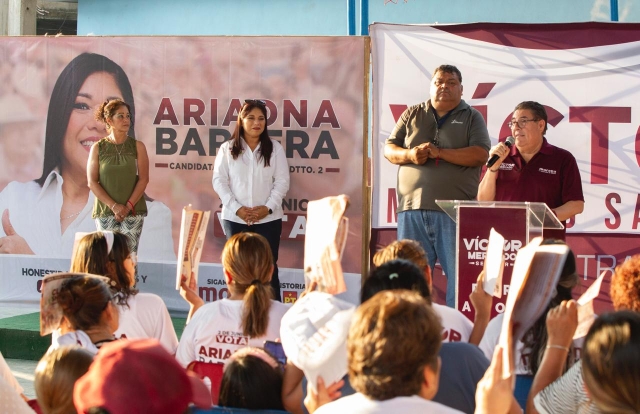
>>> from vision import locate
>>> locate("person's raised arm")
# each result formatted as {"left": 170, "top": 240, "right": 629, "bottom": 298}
{"left": 469, "top": 271, "right": 492, "bottom": 345}
{"left": 526, "top": 300, "right": 577, "bottom": 414}
{"left": 475, "top": 347, "right": 522, "bottom": 414}
{"left": 478, "top": 142, "right": 510, "bottom": 201}
{"left": 282, "top": 361, "right": 305, "bottom": 414}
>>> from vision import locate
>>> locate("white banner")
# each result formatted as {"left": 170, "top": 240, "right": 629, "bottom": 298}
{"left": 371, "top": 23, "right": 640, "bottom": 234}
{"left": 0, "top": 256, "right": 361, "bottom": 311}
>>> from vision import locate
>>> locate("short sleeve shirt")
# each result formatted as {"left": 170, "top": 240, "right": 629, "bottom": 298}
{"left": 175, "top": 298, "right": 290, "bottom": 366}
{"left": 492, "top": 138, "right": 583, "bottom": 238}
{"left": 386, "top": 100, "right": 490, "bottom": 212}
{"left": 493, "top": 138, "right": 583, "bottom": 207}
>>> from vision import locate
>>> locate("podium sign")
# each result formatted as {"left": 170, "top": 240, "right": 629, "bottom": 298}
{"left": 457, "top": 207, "right": 527, "bottom": 319}
{"left": 437, "top": 201, "right": 562, "bottom": 320}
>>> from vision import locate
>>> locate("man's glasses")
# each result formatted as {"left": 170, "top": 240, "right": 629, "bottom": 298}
{"left": 244, "top": 99, "right": 266, "bottom": 106}
{"left": 508, "top": 118, "right": 538, "bottom": 129}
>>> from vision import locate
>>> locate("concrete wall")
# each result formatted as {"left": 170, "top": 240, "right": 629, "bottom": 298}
{"left": 77, "top": 0, "right": 640, "bottom": 36}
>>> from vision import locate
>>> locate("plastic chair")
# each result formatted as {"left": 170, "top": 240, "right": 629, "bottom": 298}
{"left": 187, "top": 361, "right": 225, "bottom": 406}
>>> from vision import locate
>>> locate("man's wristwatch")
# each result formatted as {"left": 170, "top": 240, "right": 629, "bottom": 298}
{"left": 268, "top": 208, "right": 273, "bottom": 215}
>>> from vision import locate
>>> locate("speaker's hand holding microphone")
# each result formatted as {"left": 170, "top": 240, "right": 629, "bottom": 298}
{"left": 486, "top": 136, "right": 515, "bottom": 171}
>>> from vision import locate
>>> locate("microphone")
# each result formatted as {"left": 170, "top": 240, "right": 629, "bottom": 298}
{"left": 486, "top": 136, "right": 515, "bottom": 168}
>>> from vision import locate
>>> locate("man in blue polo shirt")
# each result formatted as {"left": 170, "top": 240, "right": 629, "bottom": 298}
{"left": 478, "top": 101, "right": 584, "bottom": 238}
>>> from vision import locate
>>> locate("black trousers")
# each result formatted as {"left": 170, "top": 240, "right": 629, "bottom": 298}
{"left": 221, "top": 219, "right": 282, "bottom": 302}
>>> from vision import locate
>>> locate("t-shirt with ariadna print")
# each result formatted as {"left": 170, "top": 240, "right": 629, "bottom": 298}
{"left": 175, "top": 298, "right": 289, "bottom": 366}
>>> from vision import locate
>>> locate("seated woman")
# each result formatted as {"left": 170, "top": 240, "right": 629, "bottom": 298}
{"left": 219, "top": 347, "right": 285, "bottom": 411}
{"left": 35, "top": 346, "right": 94, "bottom": 414}
{"left": 479, "top": 239, "right": 579, "bottom": 409}
{"left": 50, "top": 274, "right": 119, "bottom": 354}
{"left": 529, "top": 254, "right": 640, "bottom": 414}
{"left": 176, "top": 232, "right": 290, "bottom": 366}
{"left": 581, "top": 311, "right": 640, "bottom": 414}
{"left": 362, "top": 259, "right": 494, "bottom": 414}
{"left": 68, "top": 230, "right": 178, "bottom": 353}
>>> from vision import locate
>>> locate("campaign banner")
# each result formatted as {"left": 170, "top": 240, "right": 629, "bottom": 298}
{"left": 371, "top": 22, "right": 640, "bottom": 234}
{"left": 457, "top": 207, "right": 528, "bottom": 319}
{"left": 0, "top": 36, "right": 366, "bottom": 307}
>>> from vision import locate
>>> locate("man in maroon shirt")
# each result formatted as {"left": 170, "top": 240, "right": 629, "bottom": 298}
{"left": 477, "top": 101, "right": 584, "bottom": 238}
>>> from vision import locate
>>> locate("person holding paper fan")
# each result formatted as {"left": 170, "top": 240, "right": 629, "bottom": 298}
{"left": 530, "top": 254, "right": 640, "bottom": 414}
{"left": 68, "top": 230, "right": 178, "bottom": 353}
{"left": 478, "top": 101, "right": 584, "bottom": 239}
{"left": 478, "top": 239, "right": 580, "bottom": 409}
{"left": 311, "top": 290, "right": 462, "bottom": 414}
{"left": 213, "top": 99, "right": 290, "bottom": 302}
{"left": 362, "top": 259, "right": 499, "bottom": 414}
{"left": 175, "top": 232, "right": 289, "bottom": 366}
{"left": 372, "top": 239, "right": 492, "bottom": 346}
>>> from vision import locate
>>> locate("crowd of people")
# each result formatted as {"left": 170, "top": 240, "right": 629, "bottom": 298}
{"left": 0, "top": 61, "right": 635, "bottom": 414}
{"left": 0, "top": 231, "right": 637, "bottom": 413}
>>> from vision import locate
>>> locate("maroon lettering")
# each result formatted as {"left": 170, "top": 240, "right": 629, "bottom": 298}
{"left": 387, "top": 188, "right": 397, "bottom": 224}
{"left": 499, "top": 105, "right": 563, "bottom": 142}
{"left": 311, "top": 100, "right": 340, "bottom": 128}
{"left": 198, "top": 346, "right": 207, "bottom": 356}
{"left": 389, "top": 104, "right": 408, "bottom": 123}
{"left": 284, "top": 100, "right": 307, "bottom": 128}
{"left": 264, "top": 100, "right": 278, "bottom": 126}
{"left": 448, "top": 329, "right": 462, "bottom": 342}
{"left": 569, "top": 106, "right": 631, "bottom": 184}
{"left": 633, "top": 194, "right": 640, "bottom": 230}
{"left": 604, "top": 193, "right": 621, "bottom": 230}
{"left": 210, "top": 99, "right": 218, "bottom": 126}
{"left": 471, "top": 83, "right": 496, "bottom": 99}
{"left": 184, "top": 99, "right": 205, "bottom": 126}
{"left": 223, "top": 98, "right": 243, "bottom": 126}
{"left": 153, "top": 98, "right": 179, "bottom": 125}
{"left": 565, "top": 216, "right": 575, "bottom": 229}
{"left": 472, "top": 105, "right": 487, "bottom": 124}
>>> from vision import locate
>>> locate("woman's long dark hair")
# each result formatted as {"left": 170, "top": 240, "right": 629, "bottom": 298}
{"left": 229, "top": 101, "right": 273, "bottom": 167}
{"left": 522, "top": 239, "right": 579, "bottom": 374}
{"left": 219, "top": 352, "right": 284, "bottom": 410}
{"left": 36, "top": 53, "right": 136, "bottom": 186}
{"left": 70, "top": 231, "right": 138, "bottom": 307}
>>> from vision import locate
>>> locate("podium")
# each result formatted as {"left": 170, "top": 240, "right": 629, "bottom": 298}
{"left": 435, "top": 200, "right": 563, "bottom": 319}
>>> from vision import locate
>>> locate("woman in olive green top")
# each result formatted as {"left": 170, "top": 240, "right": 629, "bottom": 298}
{"left": 87, "top": 98, "right": 149, "bottom": 255}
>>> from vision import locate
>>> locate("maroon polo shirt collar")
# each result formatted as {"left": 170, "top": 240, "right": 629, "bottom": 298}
{"left": 512, "top": 137, "right": 552, "bottom": 164}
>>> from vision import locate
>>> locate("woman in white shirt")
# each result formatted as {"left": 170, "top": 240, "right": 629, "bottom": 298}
{"left": 176, "top": 232, "right": 290, "bottom": 366}
{"left": 212, "top": 99, "right": 290, "bottom": 301}
{"left": 69, "top": 230, "right": 179, "bottom": 353}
